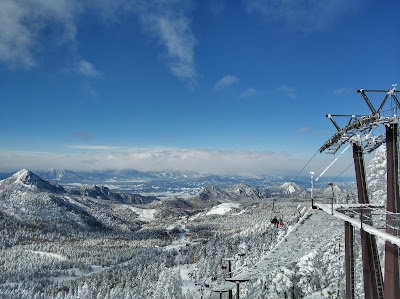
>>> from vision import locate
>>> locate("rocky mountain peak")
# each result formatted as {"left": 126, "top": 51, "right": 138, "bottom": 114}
{"left": 279, "top": 182, "right": 302, "bottom": 194}
{"left": 223, "top": 183, "right": 265, "bottom": 199}
{"left": 0, "top": 169, "right": 64, "bottom": 192}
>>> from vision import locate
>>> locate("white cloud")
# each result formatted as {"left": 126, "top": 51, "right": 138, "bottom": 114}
{"left": 297, "top": 127, "right": 311, "bottom": 133}
{"left": 0, "top": 0, "right": 197, "bottom": 82}
{"left": 0, "top": 147, "right": 354, "bottom": 177}
{"left": 131, "top": 1, "right": 197, "bottom": 82}
{"left": 0, "top": 0, "right": 79, "bottom": 68}
{"left": 157, "top": 16, "right": 196, "bottom": 80}
{"left": 77, "top": 60, "right": 100, "bottom": 78}
{"left": 240, "top": 87, "right": 257, "bottom": 98}
{"left": 243, "top": 0, "right": 359, "bottom": 34}
{"left": 333, "top": 87, "right": 354, "bottom": 95}
{"left": 279, "top": 84, "right": 297, "bottom": 99}
{"left": 214, "top": 74, "right": 240, "bottom": 90}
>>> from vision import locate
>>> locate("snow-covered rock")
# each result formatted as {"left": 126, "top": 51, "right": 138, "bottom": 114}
{"left": 319, "top": 184, "right": 344, "bottom": 198}
{"left": 40, "top": 168, "right": 84, "bottom": 182}
{"left": 279, "top": 182, "right": 302, "bottom": 194}
{"left": 223, "top": 183, "right": 266, "bottom": 200}
{"left": 0, "top": 169, "right": 64, "bottom": 192}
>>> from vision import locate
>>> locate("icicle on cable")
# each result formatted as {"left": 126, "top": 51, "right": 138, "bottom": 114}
{"left": 315, "top": 143, "right": 351, "bottom": 181}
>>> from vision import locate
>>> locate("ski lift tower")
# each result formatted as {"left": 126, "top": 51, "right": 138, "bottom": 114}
{"left": 319, "top": 85, "right": 399, "bottom": 299}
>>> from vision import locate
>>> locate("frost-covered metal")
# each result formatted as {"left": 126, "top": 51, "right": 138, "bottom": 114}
{"left": 318, "top": 85, "right": 400, "bottom": 299}
{"left": 319, "top": 85, "right": 399, "bottom": 155}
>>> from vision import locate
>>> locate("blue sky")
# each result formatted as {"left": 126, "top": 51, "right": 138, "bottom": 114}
{"left": 0, "top": 0, "right": 399, "bottom": 176}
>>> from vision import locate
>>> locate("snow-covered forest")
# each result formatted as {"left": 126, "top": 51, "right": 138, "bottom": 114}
{"left": 0, "top": 146, "right": 390, "bottom": 298}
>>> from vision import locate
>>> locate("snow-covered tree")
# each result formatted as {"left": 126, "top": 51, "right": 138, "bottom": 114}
{"left": 367, "top": 145, "right": 387, "bottom": 205}
{"left": 153, "top": 266, "right": 183, "bottom": 299}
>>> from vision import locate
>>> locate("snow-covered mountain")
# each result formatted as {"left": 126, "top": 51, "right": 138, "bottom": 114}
{"left": 276, "top": 181, "right": 303, "bottom": 195}
{"left": 38, "top": 168, "right": 84, "bottom": 182}
{"left": 195, "top": 184, "right": 267, "bottom": 202}
{"left": 72, "top": 184, "right": 158, "bottom": 204}
{"left": 0, "top": 170, "right": 163, "bottom": 232}
{"left": 29, "top": 168, "right": 354, "bottom": 198}
{"left": 0, "top": 169, "right": 64, "bottom": 193}
{"left": 197, "top": 185, "right": 231, "bottom": 201}
{"left": 223, "top": 183, "right": 266, "bottom": 199}
{"left": 0, "top": 170, "right": 271, "bottom": 231}
{"left": 319, "top": 183, "right": 344, "bottom": 198}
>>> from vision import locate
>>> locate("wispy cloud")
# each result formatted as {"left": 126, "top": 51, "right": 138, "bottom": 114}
{"left": 0, "top": 147, "right": 353, "bottom": 177}
{"left": 214, "top": 74, "right": 240, "bottom": 90}
{"left": 297, "top": 127, "right": 326, "bottom": 137}
{"left": 0, "top": 0, "right": 197, "bottom": 82}
{"left": 126, "top": 0, "right": 198, "bottom": 82}
{"left": 243, "top": 0, "right": 359, "bottom": 34}
{"left": 240, "top": 87, "right": 257, "bottom": 98}
{"left": 333, "top": 87, "right": 354, "bottom": 95}
{"left": 279, "top": 84, "right": 297, "bottom": 99}
{"left": 0, "top": 148, "right": 315, "bottom": 176}
{"left": 71, "top": 131, "right": 92, "bottom": 141}
{"left": 0, "top": 0, "right": 79, "bottom": 68}
{"left": 77, "top": 60, "right": 100, "bottom": 78}
{"left": 297, "top": 127, "right": 311, "bottom": 133}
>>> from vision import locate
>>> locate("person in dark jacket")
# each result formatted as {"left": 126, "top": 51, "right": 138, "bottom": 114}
{"left": 271, "top": 216, "right": 279, "bottom": 228}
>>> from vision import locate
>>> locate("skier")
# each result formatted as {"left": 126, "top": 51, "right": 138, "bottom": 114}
{"left": 271, "top": 216, "right": 278, "bottom": 228}
{"left": 279, "top": 216, "right": 284, "bottom": 228}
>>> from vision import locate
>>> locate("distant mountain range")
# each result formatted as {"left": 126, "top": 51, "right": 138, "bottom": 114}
{"left": 16, "top": 168, "right": 354, "bottom": 196}
{"left": 0, "top": 168, "right": 355, "bottom": 200}
{"left": 0, "top": 169, "right": 352, "bottom": 234}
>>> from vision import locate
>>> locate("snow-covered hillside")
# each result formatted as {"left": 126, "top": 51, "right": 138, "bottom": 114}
{"left": 0, "top": 170, "right": 158, "bottom": 232}
{"left": 0, "top": 148, "right": 389, "bottom": 299}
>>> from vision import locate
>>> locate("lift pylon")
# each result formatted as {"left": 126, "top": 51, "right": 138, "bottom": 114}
{"left": 319, "top": 85, "right": 399, "bottom": 299}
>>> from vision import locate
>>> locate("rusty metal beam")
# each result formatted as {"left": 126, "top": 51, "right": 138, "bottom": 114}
{"left": 345, "top": 221, "right": 355, "bottom": 299}
{"left": 353, "top": 143, "right": 369, "bottom": 205}
{"left": 353, "top": 143, "right": 383, "bottom": 299}
{"left": 384, "top": 123, "right": 400, "bottom": 299}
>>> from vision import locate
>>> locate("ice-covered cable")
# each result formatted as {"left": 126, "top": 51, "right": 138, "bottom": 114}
{"left": 315, "top": 143, "right": 351, "bottom": 181}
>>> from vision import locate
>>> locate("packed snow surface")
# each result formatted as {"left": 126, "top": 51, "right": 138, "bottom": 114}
{"left": 30, "top": 251, "right": 68, "bottom": 261}
{"left": 206, "top": 203, "right": 240, "bottom": 215}
{"left": 226, "top": 209, "right": 342, "bottom": 282}
{"left": 128, "top": 206, "right": 156, "bottom": 222}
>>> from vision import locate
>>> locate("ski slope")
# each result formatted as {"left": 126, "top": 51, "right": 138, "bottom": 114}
{"left": 208, "top": 208, "right": 343, "bottom": 298}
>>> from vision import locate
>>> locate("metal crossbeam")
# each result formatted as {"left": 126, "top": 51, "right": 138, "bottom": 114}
{"left": 320, "top": 86, "right": 399, "bottom": 154}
